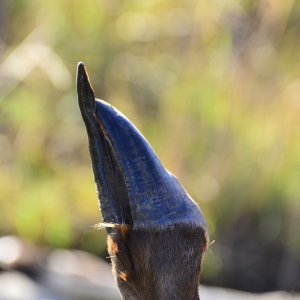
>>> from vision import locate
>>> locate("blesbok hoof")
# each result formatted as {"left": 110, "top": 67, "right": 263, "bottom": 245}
{"left": 77, "top": 62, "right": 208, "bottom": 300}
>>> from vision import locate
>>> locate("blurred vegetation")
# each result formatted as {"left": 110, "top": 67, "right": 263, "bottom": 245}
{"left": 1, "top": 0, "right": 300, "bottom": 292}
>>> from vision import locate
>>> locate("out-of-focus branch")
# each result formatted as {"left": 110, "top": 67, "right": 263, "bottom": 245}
{"left": 0, "top": 28, "right": 71, "bottom": 101}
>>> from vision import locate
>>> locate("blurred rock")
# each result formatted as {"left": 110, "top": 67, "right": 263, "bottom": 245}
{"left": 41, "top": 249, "right": 121, "bottom": 300}
{"left": 0, "top": 235, "right": 48, "bottom": 280}
{"left": 0, "top": 271, "right": 52, "bottom": 300}
{"left": 200, "top": 286, "right": 300, "bottom": 300}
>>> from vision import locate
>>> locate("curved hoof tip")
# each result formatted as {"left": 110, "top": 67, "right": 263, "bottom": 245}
{"left": 77, "top": 61, "right": 85, "bottom": 71}
{"left": 77, "top": 61, "right": 95, "bottom": 114}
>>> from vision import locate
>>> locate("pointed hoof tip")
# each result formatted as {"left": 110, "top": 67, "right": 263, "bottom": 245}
{"left": 77, "top": 61, "right": 85, "bottom": 72}
{"left": 76, "top": 61, "right": 95, "bottom": 114}
{"left": 77, "top": 61, "right": 88, "bottom": 81}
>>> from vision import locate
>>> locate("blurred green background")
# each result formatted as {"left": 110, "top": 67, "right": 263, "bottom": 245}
{"left": 1, "top": 0, "right": 300, "bottom": 293}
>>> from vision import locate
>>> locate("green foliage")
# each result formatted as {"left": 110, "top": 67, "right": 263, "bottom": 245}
{"left": 1, "top": 0, "right": 300, "bottom": 283}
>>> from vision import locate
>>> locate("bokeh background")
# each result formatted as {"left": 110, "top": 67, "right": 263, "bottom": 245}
{"left": 1, "top": 0, "right": 300, "bottom": 293}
